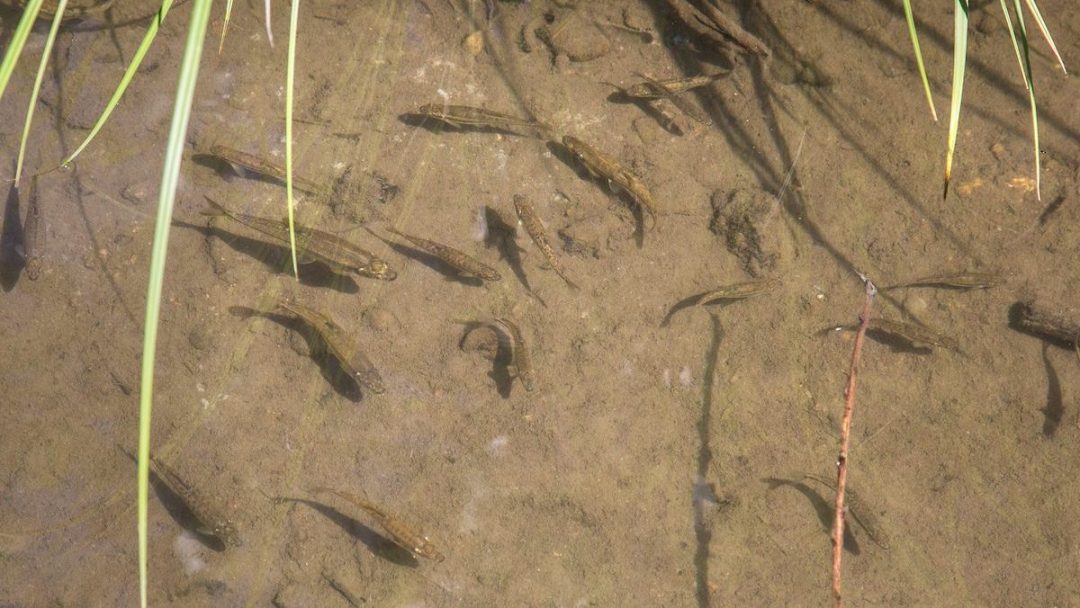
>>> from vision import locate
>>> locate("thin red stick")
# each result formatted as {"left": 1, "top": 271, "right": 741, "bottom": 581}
{"left": 831, "top": 278, "right": 876, "bottom": 607}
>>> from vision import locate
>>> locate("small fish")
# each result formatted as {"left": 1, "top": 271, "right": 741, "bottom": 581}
{"left": 803, "top": 474, "right": 890, "bottom": 550}
{"left": 629, "top": 72, "right": 713, "bottom": 125}
{"left": 309, "top": 486, "right": 444, "bottom": 562}
{"left": 25, "top": 0, "right": 116, "bottom": 22}
{"left": 277, "top": 299, "right": 386, "bottom": 394}
{"left": 494, "top": 317, "right": 535, "bottom": 392}
{"left": 562, "top": 135, "right": 657, "bottom": 228}
{"left": 882, "top": 272, "right": 1003, "bottom": 291}
{"left": 512, "top": 195, "right": 578, "bottom": 289}
{"left": 120, "top": 447, "right": 242, "bottom": 547}
{"left": 201, "top": 197, "right": 397, "bottom": 280}
{"left": 208, "top": 144, "right": 321, "bottom": 193}
{"left": 384, "top": 227, "right": 501, "bottom": 282}
{"left": 696, "top": 277, "right": 780, "bottom": 305}
{"left": 21, "top": 178, "right": 45, "bottom": 280}
{"left": 622, "top": 72, "right": 730, "bottom": 98}
{"left": 866, "top": 317, "right": 961, "bottom": 353}
{"left": 415, "top": 104, "right": 550, "bottom": 136}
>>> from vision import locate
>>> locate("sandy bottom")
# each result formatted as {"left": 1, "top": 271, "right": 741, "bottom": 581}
{"left": 1, "top": 1, "right": 1079, "bottom": 605}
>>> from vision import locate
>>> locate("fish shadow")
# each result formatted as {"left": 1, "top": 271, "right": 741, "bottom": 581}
{"left": 0, "top": 184, "right": 24, "bottom": 291}
{"left": 604, "top": 91, "right": 685, "bottom": 137}
{"left": 483, "top": 206, "right": 545, "bottom": 305}
{"left": 547, "top": 140, "right": 646, "bottom": 248}
{"left": 864, "top": 328, "right": 933, "bottom": 355}
{"left": 762, "top": 477, "right": 860, "bottom": 555}
{"left": 279, "top": 497, "right": 418, "bottom": 567}
{"left": 190, "top": 153, "right": 319, "bottom": 194}
{"left": 230, "top": 306, "right": 365, "bottom": 402}
{"left": 174, "top": 219, "right": 359, "bottom": 293}
{"left": 458, "top": 321, "right": 515, "bottom": 399}
{"left": 1040, "top": 343, "right": 1064, "bottom": 438}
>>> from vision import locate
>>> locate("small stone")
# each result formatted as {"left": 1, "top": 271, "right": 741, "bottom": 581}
{"left": 188, "top": 324, "right": 217, "bottom": 352}
{"left": 121, "top": 182, "right": 151, "bottom": 204}
{"left": 364, "top": 307, "right": 399, "bottom": 333}
{"left": 463, "top": 31, "right": 484, "bottom": 56}
{"left": 990, "top": 142, "right": 1007, "bottom": 161}
{"left": 536, "top": 14, "right": 610, "bottom": 62}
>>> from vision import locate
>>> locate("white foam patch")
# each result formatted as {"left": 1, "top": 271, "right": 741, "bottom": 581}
{"left": 174, "top": 530, "right": 206, "bottom": 575}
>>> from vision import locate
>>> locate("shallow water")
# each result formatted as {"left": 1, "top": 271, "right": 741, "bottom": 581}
{"left": 2, "top": 1, "right": 1079, "bottom": 605}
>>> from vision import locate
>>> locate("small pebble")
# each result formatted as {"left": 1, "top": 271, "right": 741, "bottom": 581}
{"left": 364, "top": 307, "right": 399, "bottom": 332}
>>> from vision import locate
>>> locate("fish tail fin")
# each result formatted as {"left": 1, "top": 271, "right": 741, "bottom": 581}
{"left": 200, "top": 196, "right": 228, "bottom": 217}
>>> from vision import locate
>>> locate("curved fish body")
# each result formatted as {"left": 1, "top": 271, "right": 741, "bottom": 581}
{"left": 562, "top": 135, "right": 657, "bottom": 227}
{"left": 277, "top": 300, "right": 386, "bottom": 394}
{"left": 512, "top": 195, "right": 577, "bottom": 289}
{"left": 385, "top": 227, "right": 501, "bottom": 282}
{"left": 201, "top": 197, "right": 396, "bottom": 280}
{"left": 208, "top": 144, "right": 321, "bottom": 193}
{"left": 310, "top": 487, "right": 444, "bottom": 562}
{"left": 697, "top": 277, "right": 780, "bottom": 305}
{"left": 494, "top": 317, "right": 535, "bottom": 392}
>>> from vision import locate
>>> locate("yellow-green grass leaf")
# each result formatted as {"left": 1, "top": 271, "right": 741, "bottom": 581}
{"left": 1006, "top": 0, "right": 1041, "bottom": 199}
{"left": 1023, "top": 0, "right": 1066, "bottom": 73}
{"left": 137, "top": 0, "right": 213, "bottom": 606}
{"left": 50, "top": 0, "right": 179, "bottom": 172}
{"left": 943, "top": 0, "right": 969, "bottom": 200}
{"left": 284, "top": 0, "right": 301, "bottom": 279}
{"left": 902, "top": 0, "right": 937, "bottom": 122}
{"left": 219, "top": 0, "right": 234, "bottom": 53}
{"left": 15, "top": 0, "right": 68, "bottom": 185}
{"left": 0, "top": 0, "right": 45, "bottom": 106}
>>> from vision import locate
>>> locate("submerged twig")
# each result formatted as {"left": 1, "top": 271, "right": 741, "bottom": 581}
{"left": 831, "top": 275, "right": 876, "bottom": 607}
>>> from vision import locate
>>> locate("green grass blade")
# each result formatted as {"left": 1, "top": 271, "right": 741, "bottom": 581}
{"left": 999, "top": 0, "right": 1029, "bottom": 90}
{"left": 1023, "top": 0, "right": 1066, "bottom": 73}
{"left": 137, "top": 0, "right": 213, "bottom": 606}
{"left": 15, "top": 0, "right": 68, "bottom": 185}
{"left": 0, "top": 0, "right": 45, "bottom": 106}
{"left": 284, "top": 0, "right": 300, "bottom": 279}
{"left": 943, "top": 0, "right": 969, "bottom": 200}
{"left": 1000, "top": 0, "right": 1042, "bottom": 199}
{"left": 1012, "top": 0, "right": 1041, "bottom": 199}
{"left": 902, "top": 0, "right": 938, "bottom": 122}
{"left": 52, "top": 0, "right": 177, "bottom": 171}
{"left": 219, "top": 0, "right": 234, "bottom": 54}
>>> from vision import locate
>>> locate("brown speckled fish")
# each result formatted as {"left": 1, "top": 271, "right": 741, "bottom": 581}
{"left": 208, "top": 144, "right": 321, "bottom": 193}
{"left": 512, "top": 195, "right": 578, "bottom": 289}
{"left": 494, "top": 317, "right": 535, "bottom": 392}
{"left": 21, "top": 178, "right": 45, "bottom": 280}
{"left": 201, "top": 197, "right": 396, "bottom": 280}
{"left": 277, "top": 299, "right": 386, "bottom": 394}
{"left": 562, "top": 135, "right": 657, "bottom": 229}
{"left": 415, "top": 103, "right": 550, "bottom": 137}
{"left": 309, "top": 486, "right": 444, "bottom": 562}
{"left": 385, "top": 227, "right": 501, "bottom": 282}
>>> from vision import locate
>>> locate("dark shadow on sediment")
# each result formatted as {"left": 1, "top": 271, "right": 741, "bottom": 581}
{"left": 230, "top": 306, "right": 365, "bottom": 403}
{"left": 458, "top": 320, "right": 515, "bottom": 399}
{"left": 277, "top": 497, "right": 419, "bottom": 567}
{"left": 763, "top": 477, "right": 860, "bottom": 555}
{"left": 174, "top": 219, "right": 360, "bottom": 293}
{"left": 0, "top": 183, "right": 24, "bottom": 291}
{"left": 1040, "top": 343, "right": 1063, "bottom": 439}
{"left": 693, "top": 312, "right": 723, "bottom": 608}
